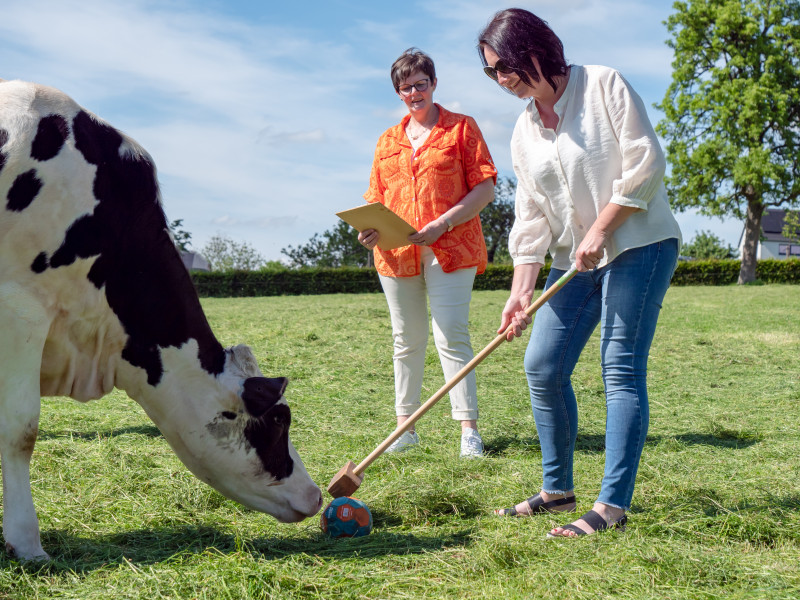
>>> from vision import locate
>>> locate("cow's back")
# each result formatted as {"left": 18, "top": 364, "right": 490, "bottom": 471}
{"left": 0, "top": 80, "right": 223, "bottom": 400}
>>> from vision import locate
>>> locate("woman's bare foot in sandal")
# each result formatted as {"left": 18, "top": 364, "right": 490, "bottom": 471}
{"left": 547, "top": 502, "right": 626, "bottom": 537}
{"left": 494, "top": 490, "right": 576, "bottom": 517}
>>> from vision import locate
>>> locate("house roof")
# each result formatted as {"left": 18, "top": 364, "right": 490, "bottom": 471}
{"left": 180, "top": 250, "right": 211, "bottom": 272}
{"left": 760, "top": 209, "right": 792, "bottom": 242}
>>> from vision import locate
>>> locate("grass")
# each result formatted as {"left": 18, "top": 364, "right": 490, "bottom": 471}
{"left": 1, "top": 284, "right": 799, "bottom": 599}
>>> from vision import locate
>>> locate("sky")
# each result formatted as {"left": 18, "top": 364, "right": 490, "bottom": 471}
{"left": 1, "top": 0, "right": 745, "bottom": 262}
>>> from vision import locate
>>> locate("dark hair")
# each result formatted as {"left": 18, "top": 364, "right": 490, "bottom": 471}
{"left": 390, "top": 48, "right": 436, "bottom": 91}
{"left": 477, "top": 8, "right": 568, "bottom": 94}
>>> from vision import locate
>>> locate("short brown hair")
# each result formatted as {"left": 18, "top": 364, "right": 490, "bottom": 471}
{"left": 390, "top": 48, "right": 436, "bottom": 91}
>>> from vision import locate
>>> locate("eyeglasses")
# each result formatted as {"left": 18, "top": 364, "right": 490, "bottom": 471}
{"left": 483, "top": 60, "right": 515, "bottom": 81}
{"left": 397, "top": 78, "right": 430, "bottom": 96}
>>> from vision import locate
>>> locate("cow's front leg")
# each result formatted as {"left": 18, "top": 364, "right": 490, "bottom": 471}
{"left": 0, "top": 284, "right": 50, "bottom": 561}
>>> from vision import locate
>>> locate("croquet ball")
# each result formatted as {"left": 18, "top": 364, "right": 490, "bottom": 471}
{"left": 320, "top": 496, "right": 373, "bottom": 538}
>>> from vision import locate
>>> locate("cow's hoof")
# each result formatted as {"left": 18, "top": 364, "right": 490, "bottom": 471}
{"left": 5, "top": 541, "right": 50, "bottom": 562}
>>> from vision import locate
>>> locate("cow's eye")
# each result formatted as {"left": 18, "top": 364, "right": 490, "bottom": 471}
{"left": 221, "top": 411, "right": 237, "bottom": 420}
{"left": 273, "top": 413, "right": 288, "bottom": 427}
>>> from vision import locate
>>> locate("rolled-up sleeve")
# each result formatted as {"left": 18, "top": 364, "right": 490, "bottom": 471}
{"left": 605, "top": 71, "right": 667, "bottom": 211}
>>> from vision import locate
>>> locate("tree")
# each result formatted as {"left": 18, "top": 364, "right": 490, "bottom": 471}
{"left": 168, "top": 219, "right": 192, "bottom": 252}
{"left": 783, "top": 209, "right": 800, "bottom": 244}
{"left": 482, "top": 177, "right": 516, "bottom": 264}
{"left": 681, "top": 229, "right": 739, "bottom": 259}
{"left": 281, "top": 220, "right": 370, "bottom": 268}
{"left": 656, "top": 0, "right": 800, "bottom": 283}
{"left": 201, "top": 234, "right": 265, "bottom": 271}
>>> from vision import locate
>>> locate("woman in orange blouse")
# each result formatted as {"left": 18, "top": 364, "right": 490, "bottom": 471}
{"left": 359, "top": 48, "right": 497, "bottom": 458}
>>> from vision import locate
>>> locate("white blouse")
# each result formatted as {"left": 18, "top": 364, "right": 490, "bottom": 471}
{"left": 509, "top": 64, "right": 682, "bottom": 269}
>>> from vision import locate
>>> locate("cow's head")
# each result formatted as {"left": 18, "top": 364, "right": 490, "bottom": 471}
{"left": 134, "top": 344, "right": 322, "bottom": 522}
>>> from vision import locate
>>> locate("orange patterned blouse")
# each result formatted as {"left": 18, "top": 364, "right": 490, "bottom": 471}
{"left": 363, "top": 105, "right": 497, "bottom": 277}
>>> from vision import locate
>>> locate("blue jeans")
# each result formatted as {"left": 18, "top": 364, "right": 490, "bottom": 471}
{"left": 524, "top": 239, "right": 679, "bottom": 509}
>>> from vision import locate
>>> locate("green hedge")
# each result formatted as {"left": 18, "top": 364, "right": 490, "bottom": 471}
{"left": 191, "top": 267, "right": 382, "bottom": 297}
{"left": 190, "top": 259, "right": 800, "bottom": 297}
{"left": 670, "top": 258, "right": 800, "bottom": 285}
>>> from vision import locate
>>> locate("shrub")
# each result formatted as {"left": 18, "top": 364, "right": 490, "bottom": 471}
{"left": 189, "top": 259, "right": 800, "bottom": 297}
{"left": 671, "top": 258, "right": 800, "bottom": 285}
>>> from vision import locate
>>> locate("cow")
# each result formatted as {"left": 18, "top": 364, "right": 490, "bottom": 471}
{"left": 0, "top": 79, "right": 323, "bottom": 561}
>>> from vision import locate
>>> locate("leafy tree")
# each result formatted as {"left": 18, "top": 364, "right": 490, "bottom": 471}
{"left": 281, "top": 220, "right": 370, "bottom": 268}
{"left": 482, "top": 177, "right": 516, "bottom": 264}
{"left": 656, "top": 0, "right": 800, "bottom": 283}
{"left": 681, "top": 229, "right": 739, "bottom": 259}
{"left": 168, "top": 219, "right": 192, "bottom": 252}
{"left": 201, "top": 233, "right": 265, "bottom": 271}
{"left": 783, "top": 209, "right": 800, "bottom": 243}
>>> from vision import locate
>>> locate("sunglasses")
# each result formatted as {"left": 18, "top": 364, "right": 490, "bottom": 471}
{"left": 483, "top": 60, "right": 515, "bottom": 81}
{"left": 398, "top": 78, "right": 430, "bottom": 96}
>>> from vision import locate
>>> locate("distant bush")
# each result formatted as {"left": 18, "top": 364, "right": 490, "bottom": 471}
{"left": 671, "top": 258, "right": 800, "bottom": 285}
{"left": 189, "top": 259, "right": 800, "bottom": 297}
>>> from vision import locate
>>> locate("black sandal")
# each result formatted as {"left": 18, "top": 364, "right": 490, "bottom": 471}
{"left": 546, "top": 509, "right": 627, "bottom": 537}
{"left": 493, "top": 493, "right": 576, "bottom": 517}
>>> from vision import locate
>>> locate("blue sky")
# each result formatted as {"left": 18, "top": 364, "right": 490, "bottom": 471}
{"left": 1, "top": 0, "right": 743, "bottom": 261}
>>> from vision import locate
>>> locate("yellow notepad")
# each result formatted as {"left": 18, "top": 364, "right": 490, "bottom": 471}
{"left": 336, "top": 203, "right": 417, "bottom": 251}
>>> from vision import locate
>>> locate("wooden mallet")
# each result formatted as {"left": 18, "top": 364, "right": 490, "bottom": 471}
{"left": 327, "top": 266, "right": 578, "bottom": 498}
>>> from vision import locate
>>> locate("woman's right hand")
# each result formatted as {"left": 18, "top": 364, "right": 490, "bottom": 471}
{"left": 498, "top": 263, "right": 541, "bottom": 341}
{"left": 358, "top": 228, "right": 379, "bottom": 250}
{"left": 498, "top": 293, "right": 533, "bottom": 341}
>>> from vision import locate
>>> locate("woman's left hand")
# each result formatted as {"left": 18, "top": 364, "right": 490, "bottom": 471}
{"left": 408, "top": 218, "right": 447, "bottom": 247}
{"left": 575, "top": 227, "right": 608, "bottom": 272}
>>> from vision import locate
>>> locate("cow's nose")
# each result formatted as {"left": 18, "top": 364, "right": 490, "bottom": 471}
{"left": 309, "top": 488, "right": 323, "bottom": 515}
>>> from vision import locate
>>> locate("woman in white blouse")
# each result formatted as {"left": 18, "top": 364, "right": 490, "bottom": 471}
{"left": 478, "top": 8, "right": 682, "bottom": 537}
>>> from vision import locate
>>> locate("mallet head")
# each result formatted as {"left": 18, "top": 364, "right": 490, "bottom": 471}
{"left": 327, "top": 461, "right": 364, "bottom": 498}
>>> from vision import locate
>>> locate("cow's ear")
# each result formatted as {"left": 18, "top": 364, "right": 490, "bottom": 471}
{"left": 241, "top": 377, "right": 288, "bottom": 418}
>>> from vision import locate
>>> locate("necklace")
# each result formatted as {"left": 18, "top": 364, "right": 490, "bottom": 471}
{"left": 406, "top": 108, "right": 439, "bottom": 142}
{"left": 407, "top": 125, "right": 431, "bottom": 141}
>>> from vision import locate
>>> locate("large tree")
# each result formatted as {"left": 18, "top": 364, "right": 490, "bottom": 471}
{"left": 657, "top": 0, "right": 800, "bottom": 283}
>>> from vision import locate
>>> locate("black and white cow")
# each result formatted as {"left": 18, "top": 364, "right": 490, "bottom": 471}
{"left": 0, "top": 79, "right": 322, "bottom": 560}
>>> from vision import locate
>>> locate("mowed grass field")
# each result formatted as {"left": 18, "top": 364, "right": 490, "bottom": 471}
{"left": 1, "top": 284, "right": 799, "bottom": 599}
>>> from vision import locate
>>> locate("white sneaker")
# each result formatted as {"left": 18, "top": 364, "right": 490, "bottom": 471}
{"left": 460, "top": 428, "right": 484, "bottom": 458}
{"left": 385, "top": 431, "right": 419, "bottom": 454}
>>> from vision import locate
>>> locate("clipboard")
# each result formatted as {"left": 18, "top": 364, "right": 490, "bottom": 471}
{"left": 336, "top": 203, "right": 417, "bottom": 251}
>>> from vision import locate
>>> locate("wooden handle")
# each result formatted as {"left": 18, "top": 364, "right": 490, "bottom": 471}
{"left": 353, "top": 266, "right": 578, "bottom": 476}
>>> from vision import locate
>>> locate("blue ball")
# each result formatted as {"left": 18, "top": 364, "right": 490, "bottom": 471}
{"left": 320, "top": 496, "right": 373, "bottom": 538}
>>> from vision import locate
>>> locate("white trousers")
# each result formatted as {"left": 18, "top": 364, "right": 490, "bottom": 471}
{"left": 378, "top": 248, "right": 479, "bottom": 421}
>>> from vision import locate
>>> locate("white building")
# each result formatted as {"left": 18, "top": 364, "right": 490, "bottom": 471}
{"left": 739, "top": 208, "right": 800, "bottom": 260}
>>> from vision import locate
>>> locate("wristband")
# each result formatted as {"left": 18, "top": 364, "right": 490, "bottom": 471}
{"left": 444, "top": 216, "right": 454, "bottom": 232}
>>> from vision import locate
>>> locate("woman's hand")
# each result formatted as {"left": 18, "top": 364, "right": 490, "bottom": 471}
{"left": 407, "top": 218, "right": 448, "bottom": 247}
{"left": 358, "top": 228, "right": 379, "bottom": 250}
{"left": 498, "top": 293, "right": 533, "bottom": 341}
{"left": 498, "top": 263, "right": 541, "bottom": 341}
{"left": 574, "top": 204, "right": 639, "bottom": 271}
{"left": 574, "top": 227, "right": 607, "bottom": 272}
